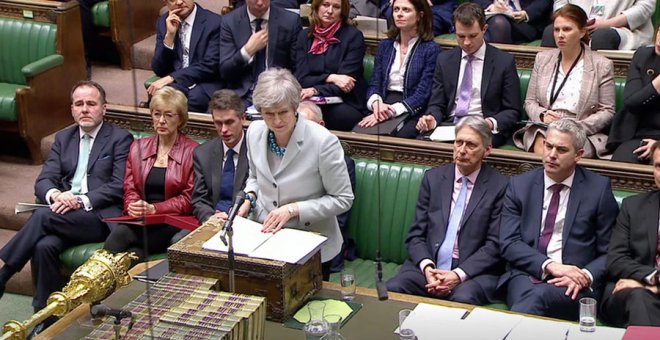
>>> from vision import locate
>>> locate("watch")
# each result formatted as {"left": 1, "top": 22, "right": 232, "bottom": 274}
{"left": 76, "top": 196, "right": 84, "bottom": 209}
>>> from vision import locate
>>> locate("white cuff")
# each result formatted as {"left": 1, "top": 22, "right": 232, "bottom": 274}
{"left": 541, "top": 259, "right": 552, "bottom": 279}
{"left": 645, "top": 270, "right": 657, "bottom": 285}
{"left": 367, "top": 94, "right": 382, "bottom": 111}
{"left": 486, "top": 117, "right": 499, "bottom": 134}
{"left": 419, "top": 259, "right": 435, "bottom": 273}
{"left": 240, "top": 46, "right": 254, "bottom": 63}
{"left": 582, "top": 268, "right": 594, "bottom": 289}
{"left": 453, "top": 267, "right": 468, "bottom": 283}
{"left": 77, "top": 194, "right": 93, "bottom": 211}
{"left": 45, "top": 188, "right": 59, "bottom": 205}
{"left": 164, "top": 41, "right": 174, "bottom": 50}
{"left": 391, "top": 102, "right": 408, "bottom": 117}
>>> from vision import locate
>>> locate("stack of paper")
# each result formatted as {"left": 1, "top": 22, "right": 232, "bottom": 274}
{"left": 394, "top": 303, "right": 468, "bottom": 340}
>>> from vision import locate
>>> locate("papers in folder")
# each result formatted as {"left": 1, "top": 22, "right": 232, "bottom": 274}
{"left": 429, "top": 125, "right": 456, "bottom": 142}
{"left": 202, "top": 216, "right": 327, "bottom": 264}
{"left": 308, "top": 96, "right": 343, "bottom": 105}
{"left": 15, "top": 202, "right": 49, "bottom": 214}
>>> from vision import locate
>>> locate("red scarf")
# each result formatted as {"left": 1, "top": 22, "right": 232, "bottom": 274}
{"left": 309, "top": 21, "right": 342, "bottom": 55}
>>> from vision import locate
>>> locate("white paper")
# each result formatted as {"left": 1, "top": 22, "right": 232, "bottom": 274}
{"left": 249, "top": 227, "right": 327, "bottom": 264}
{"left": 202, "top": 216, "right": 272, "bottom": 255}
{"left": 15, "top": 202, "right": 49, "bottom": 214}
{"left": 566, "top": 324, "right": 625, "bottom": 340}
{"left": 507, "top": 316, "right": 571, "bottom": 340}
{"left": 429, "top": 126, "right": 456, "bottom": 142}
{"left": 393, "top": 303, "right": 469, "bottom": 340}
{"left": 354, "top": 16, "right": 388, "bottom": 37}
{"left": 446, "top": 307, "right": 523, "bottom": 340}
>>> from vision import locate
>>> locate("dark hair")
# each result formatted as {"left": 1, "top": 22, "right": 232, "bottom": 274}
{"left": 308, "top": 0, "right": 351, "bottom": 34}
{"left": 650, "top": 141, "right": 660, "bottom": 163}
{"left": 70, "top": 80, "right": 106, "bottom": 104}
{"left": 452, "top": 2, "right": 486, "bottom": 29}
{"left": 386, "top": 0, "right": 433, "bottom": 41}
{"left": 553, "top": 4, "right": 590, "bottom": 44}
{"left": 208, "top": 89, "right": 245, "bottom": 117}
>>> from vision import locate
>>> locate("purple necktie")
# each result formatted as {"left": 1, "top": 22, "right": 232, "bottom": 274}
{"left": 454, "top": 54, "right": 474, "bottom": 123}
{"left": 538, "top": 184, "right": 564, "bottom": 255}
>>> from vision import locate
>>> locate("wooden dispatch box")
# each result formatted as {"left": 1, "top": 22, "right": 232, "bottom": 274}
{"left": 167, "top": 220, "right": 323, "bottom": 322}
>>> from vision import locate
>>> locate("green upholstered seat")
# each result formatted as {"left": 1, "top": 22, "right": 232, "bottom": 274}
{"left": 60, "top": 242, "right": 168, "bottom": 273}
{"left": 363, "top": 53, "right": 374, "bottom": 82}
{"left": 92, "top": 1, "right": 111, "bottom": 28}
{"left": 614, "top": 77, "right": 626, "bottom": 113}
{"left": 0, "top": 18, "right": 58, "bottom": 121}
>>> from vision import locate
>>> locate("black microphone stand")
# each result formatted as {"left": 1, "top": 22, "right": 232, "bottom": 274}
{"left": 223, "top": 195, "right": 245, "bottom": 293}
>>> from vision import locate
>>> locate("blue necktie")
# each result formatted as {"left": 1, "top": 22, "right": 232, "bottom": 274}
{"left": 215, "top": 149, "right": 236, "bottom": 213}
{"left": 71, "top": 134, "right": 91, "bottom": 194}
{"left": 436, "top": 176, "right": 469, "bottom": 270}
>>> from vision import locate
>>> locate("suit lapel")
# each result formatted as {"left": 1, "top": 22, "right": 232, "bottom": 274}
{"left": 562, "top": 168, "right": 584, "bottom": 248}
{"left": 211, "top": 139, "right": 223, "bottom": 205}
{"left": 239, "top": 8, "right": 251, "bottom": 47}
{"left": 644, "top": 192, "right": 660, "bottom": 264}
{"left": 446, "top": 48, "right": 462, "bottom": 113}
{"left": 274, "top": 118, "right": 304, "bottom": 177}
{"left": 481, "top": 45, "right": 493, "bottom": 97}
{"left": 267, "top": 8, "right": 280, "bottom": 67}
{"left": 252, "top": 125, "right": 274, "bottom": 182}
{"left": 529, "top": 170, "right": 545, "bottom": 247}
{"left": 439, "top": 166, "right": 454, "bottom": 233}
{"left": 575, "top": 48, "right": 594, "bottom": 118}
{"left": 189, "top": 8, "right": 206, "bottom": 60}
{"left": 461, "top": 165, "right": 489, "bottom": 226}
{"left": 233, "top": 139, "right": 249, "bottom": 195}
{"left": 86, "top": 123, "right": 110, "bottom": 171}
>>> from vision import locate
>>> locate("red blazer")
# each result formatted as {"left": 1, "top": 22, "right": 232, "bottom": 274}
{"left": 123, "top": 132, "right": 198, "bottom": 215}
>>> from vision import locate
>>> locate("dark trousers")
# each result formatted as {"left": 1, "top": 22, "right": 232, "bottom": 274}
{"left": 485, "top": 14, "right": 540, "bottom": 44}
{"left": 505, "top": 273, "right": 599, "bottom": 321}
{"left": 381, "top": 91, "right": 421, "bottom": 139}
{"left": 611, "top": 139, "right": 650, "bottom": 164}
{"left": 0, "top": 207, "right": 109, "bottom": 309}
{"left": 385, "top": 260, "right": 498, "bottom": 306}
{"left": 169, "top": 83, "right": 214, "bottom": 114}
{"left": 321, "top": 103, "right": 364, "bottom": 132}
{"left": 601, "top": 281, "right": 660, "bottom": 327}
{"left": 104, "top": 223, "right": 180, "bottom": 263}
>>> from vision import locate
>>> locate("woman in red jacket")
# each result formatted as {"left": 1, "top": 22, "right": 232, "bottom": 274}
{"left": 104, "top": 87, "right": 198, "bottom": 262}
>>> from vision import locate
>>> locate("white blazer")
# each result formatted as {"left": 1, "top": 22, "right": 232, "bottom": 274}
{"left": 244, "top": 118, "right": 354, "bottom": 262}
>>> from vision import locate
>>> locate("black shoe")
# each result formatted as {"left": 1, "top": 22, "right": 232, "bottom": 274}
{"left": 27, "top": 315, "right": 58, "bottom": 339}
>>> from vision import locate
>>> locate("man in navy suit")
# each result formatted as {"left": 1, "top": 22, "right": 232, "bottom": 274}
{"left": 600, "top": 142, "right": 660, "bottom": 327}
{"left": 416, "top": 2, "right": 521, "bottom": 147}
{"left": 0, "top": 81, "right": 132, "bottom": 332}
{"left": 387, "top": 116, "right": 508, "bottom": 305}
{"left": 219, "top": 0, "right": 301, "bottom": 105}
{"left": 149, "top": 0, "right": 223, "bottom": 113}
{"left": 499, "top": 119, "right": 618, "bottom": 320}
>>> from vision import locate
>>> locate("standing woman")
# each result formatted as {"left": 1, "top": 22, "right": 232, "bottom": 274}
{"left": 104, "top": 87, "right": 198, "bottom": 262}
{"left": 239, "top": 69, "right": 354, "bottom": 280}
{"left": 513, "top": 4, "right": 615, "bottom": 158}
{"left": 357, "top": 0, "right": 440, "bottom": 138}
{"left": 609, "top": 23, "right": 660, "bottom": 164}
{"left": 296, "top": 0, "right": 367, "bottom": 131}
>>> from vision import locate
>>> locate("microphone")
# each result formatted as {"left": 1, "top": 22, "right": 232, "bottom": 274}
{"left": 90, "top": 304, "right": 132, "bottom": 319}
{"left": 375, "top": 250, "right": 389, "bottom": 301}
{"left": 219, "top": 192, "right": 246, "bottom": 245}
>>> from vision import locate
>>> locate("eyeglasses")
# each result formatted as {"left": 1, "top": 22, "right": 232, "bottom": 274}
{"left": 152, "top": 112, "right": 179, "bottom": 121}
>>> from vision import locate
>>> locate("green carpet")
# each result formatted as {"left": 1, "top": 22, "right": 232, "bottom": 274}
{"left": 0, "top": 293, "right": 33, "bottom": 326}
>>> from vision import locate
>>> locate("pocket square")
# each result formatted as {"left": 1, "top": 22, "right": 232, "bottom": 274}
{"left": 99, "top": 154, "right": 110, "bottom": 160}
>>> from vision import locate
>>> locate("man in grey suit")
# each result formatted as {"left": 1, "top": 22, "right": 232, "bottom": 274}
{"left": 191, "top": 89, "right": 249, "bottom": 226}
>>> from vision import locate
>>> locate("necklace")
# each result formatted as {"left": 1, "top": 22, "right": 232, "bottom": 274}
{"left": 268, "top": 130, "right": 286, "bottom": 157}
{"left": 155, "top": 144, "right": 173, "bottom": 167}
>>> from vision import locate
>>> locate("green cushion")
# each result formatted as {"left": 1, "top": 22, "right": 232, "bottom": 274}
{"left": 144, "top": 75, "right": 161, "bottom": 90}
{"left": 525, "top": 40, "right": 542, "bottom": 47}
{"left": 613, "top": 190, "right": 636, "bottom": 207}
{"left": 363, "top": 53, "right": 374, "bottom": 82}
{"left": 517, "top": 69, "right": 532, "bottom": 120}
{"left": 436, "top": 33, "right": 456, "bottom": 41}
{"left": 348, "top": 159, "right": 429, "bottom": 264}
{"left": 0, "top": 17, "right": 57, "bottom": 85}
{"left": 614, "top": 77, "right": 626, "bottom": 113}
{"left": 0, "top": 83, "right": 23, "bottom": 121}
{"left": 60, "top": 241, "right": 167, "bottom": 273}
{"left": 328, "top": 259, "right": 401, "bottom": 288}
{"left": 92, "top": 1, "right": 111, "bottom": 28}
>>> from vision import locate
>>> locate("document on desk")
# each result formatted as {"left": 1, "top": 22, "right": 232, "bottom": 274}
{"left": 429, "top": 126, "right": 456, "bottom": 142}
{"left": 446, "top": 307, "right": 523, "bottom": 340}
{"left": 506, "top": 316, "right": 570, "bottom": 340}
{"left": 394, "top": 303, "right": 468, "bottom": 340}
{"left": 202, "top": 216, "right": 327, "bottom": 264}
{"left": 566, "top": 324, "right": 625, "bottom": 340}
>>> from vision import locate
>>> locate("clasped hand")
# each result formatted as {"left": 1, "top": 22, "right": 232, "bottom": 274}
{"left": 127, "top": 200, "right": 156, "bottom": 217}
{"left": 326, "top": 74, "right": 355, "bottom": 93}
{"left": 244, "top": 29, "right": 268, "bottom": 57}
{"left": 546, "top": 262, "right": 591, "bottom": 300}
{"left": 50, "top": 190, "right": 80, "bottom": 215}
{"left": 358, "top": 101, "right": 394, "bottom": 128}
{"left": 424, "top": 267, "right": 460, "bottom": 297}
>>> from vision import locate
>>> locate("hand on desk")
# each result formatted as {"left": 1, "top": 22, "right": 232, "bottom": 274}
{"left": 424, "top": 267, "right": 460, "bottom": 297}
{"left": 211, "top": 211, "right": 229, "bottom": 221}
{"left": 261, "top": 203, "right": 298, "bottom": 233}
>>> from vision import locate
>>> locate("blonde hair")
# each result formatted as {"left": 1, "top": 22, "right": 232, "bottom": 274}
{"left": 150, "top": 87, "right": 189, "bottom": 128}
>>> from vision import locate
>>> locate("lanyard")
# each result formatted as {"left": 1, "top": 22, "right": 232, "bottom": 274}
{"left": 549, "top": 47, "right": 583, "bottom": 107}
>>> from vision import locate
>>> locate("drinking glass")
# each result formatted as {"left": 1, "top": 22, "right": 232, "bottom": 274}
{"left": 303, "top": 301, "right": 328, "bottom": 340}
{"left": 340, "top": 268, "right": 356, "bottom": 301}
{"left": 579, "top": 297, "right": 597, "bottom": 332}
{"left": 398, "top": 309, "right": 415, "bottom": 339}
{"left": 320, "top": 314, "right": 345, "bottom": 340}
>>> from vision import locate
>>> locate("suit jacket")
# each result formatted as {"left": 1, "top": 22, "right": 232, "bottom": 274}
{"left": 518, "top": 46, "right": 615, "bottom": 157}
{"left": 218, "top": 5, "right": 301, "bottom": 100}
{"left": 499, "top": 167, "right": 618, "bottom": 291}
{"left": 295, "top": 24, "right": 367, "bottom": 113}
{"left": 608, "top": 46, "right": 660, "bottom": 150}
{"left": 152, "top": 4, "right": 223, "bottom": 92}
{"left": 426, "top": 44, "right": 521, "bottom": 141}
{"left": 123, "top": 133, "right": 198, "bottom": 215}
{"left": 35, "top": 123, "right": 133, "bottom": 222}
{"left": 607, "top": 191, "right": 660, "bottom": 283}
{"left": 192, "top": 137, "right": 249, "bottom": 223}
{"left": 234, "top": 0, "right": 299, "bottom": 9}
{"left": 406, "top": 163, "right": 508, "bottom": 278}
{"left": 243, "top": 119, "right": 354, "bottom": 262}
{"left": 367, "top": 38, "right": 440, "bottom": 117}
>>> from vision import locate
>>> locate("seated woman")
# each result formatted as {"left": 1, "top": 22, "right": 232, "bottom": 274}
{"left": 541, "top": 0, "right": 655, "bottom": 50}
{"left": 296, "top": 0, "right": 367, "bottom": 131}
{"left": 357, "top": 0, "right": 440, "bottom": 138}
{"left": 381, "top": 0, "right": 457, "bottom": 36}
{"left": 513, "top": 4, "right": 615, "bottom": 158}
{"left": 104, "top": 87, "right": 198, "bottom": 262}
{"left": 609, "top": 23, "right": 660, "bottom": 164}
{"left": 475, "top": 0, "right": 551, "bottom": 44}
{"left": 239, "top": 68, "right": 354, "bottom": 280}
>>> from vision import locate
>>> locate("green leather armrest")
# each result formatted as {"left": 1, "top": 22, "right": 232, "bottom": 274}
{"left": 92, "top": 1, "right": 111, "bottom": 28}
{"left": 21, "top": 54, "right": 64, "bottom": 78}
{"left": 144, "top": 74, "right": 161, "bottom": 89}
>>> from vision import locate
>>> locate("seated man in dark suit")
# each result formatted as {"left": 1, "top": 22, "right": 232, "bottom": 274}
{"left": 190, "top": 90, "right": 249, "bottom": 230}
{"left": 219, "top": 0, "right": 302, "bottom": 105}
{"left": 387, "top": 116, "right": 508, "bottom": 305}
{"left": 600, "top": 141, "right": 660, "bottom": 327}
{"left": 298, "top": 100, "right": 357, "bottom": 272}
{"left": 416, "top": 2, "right": 521, "bottom": 147}
{"left": 234, "top": 0, "right": 299, "bottom": 9}
{"left": 149, "top": 0, "right": 223, "bottom": 113}
{"left": 0, "top": 81, "right": 132, "bottom": 334}
{"left": 499, "top": 119, "right": 618, "bottom": 320}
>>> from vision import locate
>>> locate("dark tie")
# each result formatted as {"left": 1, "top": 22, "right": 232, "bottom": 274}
{"left": 215, "top": 149, "right": 236, "bottom": 213}
{"left": 538, "top": 184, "right": 564, "bottom": 255}
{"left": 454, "top": 54, "right": 474, "bottom": 123}
{"left": 508, "top": 0, "right": 517, "bottom": 11}
{"left": 253, "top": 18, "right": 266, "bottom": 80}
